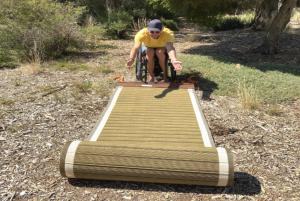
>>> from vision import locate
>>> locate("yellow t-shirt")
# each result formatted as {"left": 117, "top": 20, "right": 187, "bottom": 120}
{"left": 134, "top": 27, "right": 174, "bottom": 48}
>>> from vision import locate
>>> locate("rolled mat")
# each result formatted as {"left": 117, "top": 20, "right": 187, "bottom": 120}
{"left": 60, "top": 141, "right": 234, "bottom": 186}
{"left": 60, "top": 83, "right": 234, "bottom": 186}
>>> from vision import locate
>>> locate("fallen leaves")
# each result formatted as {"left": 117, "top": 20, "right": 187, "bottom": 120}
{"left": 113, "top": 75, "right": 125, "bottom": 82}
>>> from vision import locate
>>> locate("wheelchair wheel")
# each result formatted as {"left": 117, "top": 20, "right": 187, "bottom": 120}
{"left": 135, "top": 49, "right": 147, "bottom": 82}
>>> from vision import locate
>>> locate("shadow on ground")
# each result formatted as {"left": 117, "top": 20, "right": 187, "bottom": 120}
{"left": 153, "top": 71, "right": 218, "bottom": 100}
{"left": 69, "top": 172, "right": 261, "bottom": 196}
{"left": 178, "top": 71, "right": 218, "bottom": 100}
{"left": 0, "top": 64, "right": 18, "bottom": 70}
{"left": 182, "top": 30, "right": 300, "bottom": 76}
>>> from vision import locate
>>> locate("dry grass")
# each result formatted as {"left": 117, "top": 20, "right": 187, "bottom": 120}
{"left": 19, "top": 63, "right": 43, "bottom": 75}
{"left": 92, "top": 80, "right": 115, "bottom": 97}
{"left": 14, "top": 79, "right": 21, "bottom": 87}
{"left": 100, "top": 66, "right": 115, "bottom": 74}
{"left": 0, "top": 98, "right": 15, "bottom": 106}
{"left": 53, "top": 93, "right": 67, "bottom": 104}
{"left": 266, "top": 104, "right": 284, "bottom": 116}
{"left": 89, "top": 65, "right": 115, "bottom": 74}
{"left": 237, "top": 79, "right": 261, "bottom": 110}
{"left": 51, "top": 60, "right": 89, "bottom": 71}
{"left": 39, "top": 85, "right": 57, "bottom": 94}
{"left": 73, "top": 80, "right": 93, "bottom": 93}
{"left": 72, "top": 79, "right": 114, "bottom": 99}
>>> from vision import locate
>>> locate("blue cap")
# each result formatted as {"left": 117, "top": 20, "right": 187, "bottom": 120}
{"left": 148, "top": 19, "right": 163, "bottom": 32}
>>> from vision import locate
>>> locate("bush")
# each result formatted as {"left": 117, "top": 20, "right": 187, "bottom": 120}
{"left": 81, "top": 24, "right": 106, "bottom": 44}
{"left": 106, "top": 10, "right": 133, "bottom": 39}
{"left": 213, "top": 17, "right": 245, "bottom": 31}
{"left": 0, "top": 48, "right": 18, "bottom": 68}
{"left": 212, "top": 12, "right": 255, "bottom": 31}
{"left": 146, "top": 0, "right": 175, "bottom": 19}
{"left": 161, "top": 18, "right": 179, "bottom": 31}
{"left": 0, "top": 0, "right": 85, "bottom": 64}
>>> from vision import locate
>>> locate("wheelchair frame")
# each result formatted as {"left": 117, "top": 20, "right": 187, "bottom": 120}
{"left": 135, "top": 48, "right": 176, "bottom": 83}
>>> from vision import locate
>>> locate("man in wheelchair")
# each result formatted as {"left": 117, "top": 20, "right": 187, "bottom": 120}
{"left": 126, "top": 19, "right": 182, "bottom": 83}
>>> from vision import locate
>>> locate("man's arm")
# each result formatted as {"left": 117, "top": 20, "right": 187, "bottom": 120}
{"left": 127, "top": 43, "right": 141, "bottom": 68}
{"left": 166, "top": 42, "right": 182, "bottom": 71}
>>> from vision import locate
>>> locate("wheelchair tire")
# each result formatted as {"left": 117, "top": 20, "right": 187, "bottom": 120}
{"left": 135, "top": 58, "right": 142, "bottom": 80}
{"left": 135, "top": 49, "right": 146, "bottom": 81}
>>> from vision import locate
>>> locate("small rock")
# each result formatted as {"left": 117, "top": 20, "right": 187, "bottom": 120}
{"left": 46, "top": 142, "right": 52, "bottom": 148}
{"left": 0, "top": 125, "right": 5, "bottom": 131}
{"left": 20, "top": 191, "right": 26, "bottom": 196}
{"left": 122, "top": 195, "right": 132, "bottom": 200}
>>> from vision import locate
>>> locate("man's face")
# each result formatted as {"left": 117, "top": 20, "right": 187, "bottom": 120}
{"left": 149, "top": 30, "right": 161, "bottom": 39}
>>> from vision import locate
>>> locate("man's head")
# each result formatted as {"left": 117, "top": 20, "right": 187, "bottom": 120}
{"left": 147, "top": 19, "right": 163, "bottom": 39}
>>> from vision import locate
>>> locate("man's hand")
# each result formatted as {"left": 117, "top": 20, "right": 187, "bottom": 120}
{"left": 172, "top": 60, "right": 183, "bottom": 71}
{"left": 126, "top": 58, "right": 135, "bottom": 69}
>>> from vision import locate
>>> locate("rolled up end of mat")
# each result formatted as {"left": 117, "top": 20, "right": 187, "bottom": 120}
{"left": 60, "top": 141, "right": 234, "bottom": 186}
{"left": 60, "top": 140, "right": 81, "bottom": 178}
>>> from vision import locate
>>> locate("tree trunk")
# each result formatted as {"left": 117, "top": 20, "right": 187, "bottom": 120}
{"left": 106, "top": 0, "right": 113, "bottom": 22}
{"left": 105, "top": 0, "right": 122, "bottom": 23}
{"left": 259, "top": 0, "right": 297, "bottom": 54}
{"left": 252, "top": 0, "right": 279, "bottom": 30}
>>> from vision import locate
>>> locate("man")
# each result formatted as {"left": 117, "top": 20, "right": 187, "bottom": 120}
{"left": 126, "top": 19, "right": 182, "bottom": 83}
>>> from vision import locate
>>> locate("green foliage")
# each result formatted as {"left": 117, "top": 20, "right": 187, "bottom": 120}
{"left": 212, "top": 12, "right": 255, "bottom": 31}
{"left": 63, "top": 0, "right": 178, "bottom": 36}
{"left": 53, "top": 60, "right": 89, "bottom": 71}
{"left": 119, "top": 0, "right": 148, "bottom": 20}
{"left": 106, "top": 10, "right": 133, "bottom": 39}
{"left": 181, "top": 55, "right": 300, "bottom": 103}
{"left": 167, "top": 0, "right": 255, "bottom": 25}
{"left": 146, "top": 0, "right": 175, "bottom": 19}
{"left": 81, "top": 24, "right": 106, "bottom": 43}
{"left": 0, "top": 0, "right": 85, "bottom": 64}
{"left": 161, "top": 18, "right": 179, "bottom": 31}
{"left": 0, "top": 48, "right": 18, "bottom": 68}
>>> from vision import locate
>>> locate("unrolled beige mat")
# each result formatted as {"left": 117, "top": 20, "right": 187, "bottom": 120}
{"left": 60, "top": 83, "right": 234, "bottom": 186}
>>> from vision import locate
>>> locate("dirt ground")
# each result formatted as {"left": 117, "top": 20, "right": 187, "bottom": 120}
{"left": 1, "top": 30, "right": 299, "bottom": 201}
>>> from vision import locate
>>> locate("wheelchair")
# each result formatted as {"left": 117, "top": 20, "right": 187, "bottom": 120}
{"left": 135, "top": 47, "right": 176, "bottom": 83}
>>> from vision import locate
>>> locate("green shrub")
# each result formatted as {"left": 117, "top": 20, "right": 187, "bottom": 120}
{"left": 161, "top": 18, "right": 179, "bottom": 31}
{"left": 212, "top": 12, "right": 255, "bottom": 31}
{"left": 81, "top": 24, "right": 106, "bottom": 44}
{"left": 146, "top": 0, "right": 175, "bottom": 19}
{"left": 106, "top": 10, "right": 133, "bottom": 39}
{"left": 0, "top": 0, "right": 85, "bottom": 64}
{"left": 0, "top": 48, "right": 18, "bottom": 68}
